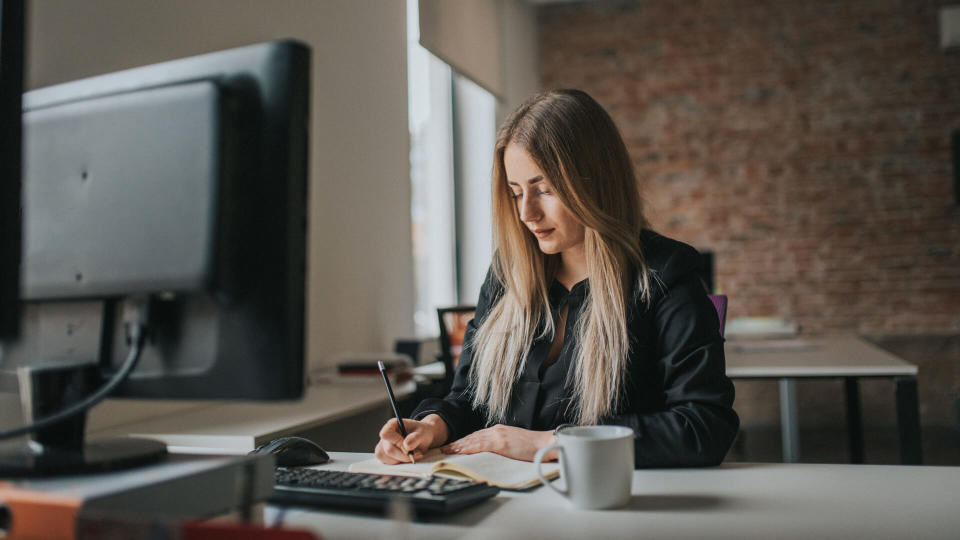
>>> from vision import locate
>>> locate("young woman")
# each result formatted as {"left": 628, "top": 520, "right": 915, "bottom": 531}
{"left": 376, "top": 89, "right": 738, "bottom": 468}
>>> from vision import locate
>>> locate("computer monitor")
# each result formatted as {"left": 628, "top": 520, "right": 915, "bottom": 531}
{"left": 0, "top": 0, "right": 24, "bottom": 340}
{"left": 0, "top": 39, "right": 310, "bottom": 476}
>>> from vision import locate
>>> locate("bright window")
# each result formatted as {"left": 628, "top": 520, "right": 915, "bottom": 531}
{"left": 407, "top": 0, "right": 496, "bottom": 338}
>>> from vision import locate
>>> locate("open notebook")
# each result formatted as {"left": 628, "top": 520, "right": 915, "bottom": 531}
{"left": 348, "top": 449, "right": 560, "bottom": 490}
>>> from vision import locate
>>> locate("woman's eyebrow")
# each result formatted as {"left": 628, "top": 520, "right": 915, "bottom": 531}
{"left": 507, "top": 175, "right": 544, "bottom": 187}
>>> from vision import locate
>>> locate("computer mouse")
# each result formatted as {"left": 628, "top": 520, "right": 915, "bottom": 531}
{"left": 251, "top": 436, "right": 330, "bottom": 467}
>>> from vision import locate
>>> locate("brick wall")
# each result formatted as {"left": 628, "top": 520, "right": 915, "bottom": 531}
{"left": 539, "top": 0, "right": 960, "bottom": 430}
{"left": 540, "top": 0, "right": 960, "bottom": 335}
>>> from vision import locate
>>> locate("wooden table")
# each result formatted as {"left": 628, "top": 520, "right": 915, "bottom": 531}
{"left": 725, "top": 334, "right": 920, "bottom": 464}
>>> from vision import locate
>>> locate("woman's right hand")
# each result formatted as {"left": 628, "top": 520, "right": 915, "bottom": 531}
{"left": 374, "top": 414, "right": 449, "bottom": 464}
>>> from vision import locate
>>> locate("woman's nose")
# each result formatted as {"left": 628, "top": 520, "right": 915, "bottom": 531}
{"left": 519, "top": 195, "right": 541, "bottom": 222}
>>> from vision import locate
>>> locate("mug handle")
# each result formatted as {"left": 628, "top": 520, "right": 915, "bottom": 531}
{"left": 533, "top": 443, "right": 567, "bottom": 497}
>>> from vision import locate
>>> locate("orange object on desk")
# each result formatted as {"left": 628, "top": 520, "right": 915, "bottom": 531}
{"left": 0, "top": 481, "right": 319, "bottom": 540}
{"left": 0, "top": 482, "right": 82, "bottom": 539}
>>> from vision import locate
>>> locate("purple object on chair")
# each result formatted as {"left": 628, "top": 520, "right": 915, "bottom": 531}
{"left": 708, "top": 294, "right": 728, "bottom": 336}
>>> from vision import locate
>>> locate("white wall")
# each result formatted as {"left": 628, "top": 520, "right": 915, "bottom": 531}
{"left": 498, "top": 0, "right": 540, "bottom": 123}
{"left": 26, "top": 0, "right": 414, "bottom": 368}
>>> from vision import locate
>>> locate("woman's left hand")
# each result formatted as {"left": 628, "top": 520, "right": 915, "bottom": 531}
{"left": 440, "top": 424, "right": 558, "bottom": 462}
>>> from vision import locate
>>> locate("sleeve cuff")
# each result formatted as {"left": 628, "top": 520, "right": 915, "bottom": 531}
{"left": 410, "top": 399, "right": 456, "bottom": 444}
{"left": 411, "top": 397, "right": 479, "bottom": 444}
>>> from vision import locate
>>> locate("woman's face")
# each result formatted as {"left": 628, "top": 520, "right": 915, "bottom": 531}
{"left": 504, "top": 144, "right": 585, "bottom": 256}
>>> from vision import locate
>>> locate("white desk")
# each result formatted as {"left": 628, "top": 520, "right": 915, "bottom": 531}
{"left": 267, "top": 452, "right": 960, "bottom": 540}
{"left": 89, "top": 379, "right": 415, "bottom": 454}
{"left": 725, "top": 334, "right": 920, "bottom": 463}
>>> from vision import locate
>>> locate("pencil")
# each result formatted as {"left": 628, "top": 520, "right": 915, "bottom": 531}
{"left": 377, "top": 360, "right": 416, "bottom": 464}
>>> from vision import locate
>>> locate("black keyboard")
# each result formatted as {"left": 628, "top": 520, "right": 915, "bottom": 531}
{"left": 270, "top": 467, "right": 500, "bottom": 514}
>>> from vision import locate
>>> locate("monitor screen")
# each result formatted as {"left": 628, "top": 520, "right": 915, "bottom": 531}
{"left": 0, "top": 0, "right": 24, "bottom": 340}
{"left": 0, "top": 40, "right": 310, "bottom": 475}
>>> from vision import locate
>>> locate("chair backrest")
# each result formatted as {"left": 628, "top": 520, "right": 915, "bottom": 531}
{"left": 437, "top": 306, "right": 476, "bottom": 383}
{"left": 708, "top": 294, "right": 728, "bottom": 337}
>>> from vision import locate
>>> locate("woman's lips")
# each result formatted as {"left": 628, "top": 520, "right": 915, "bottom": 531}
{"left": 532, "top": 228, "right": 554, "bottom": 238}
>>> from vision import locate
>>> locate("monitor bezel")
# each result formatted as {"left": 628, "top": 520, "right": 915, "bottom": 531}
{"left": 0, "top": 0, "right": 24, "bottom": 339}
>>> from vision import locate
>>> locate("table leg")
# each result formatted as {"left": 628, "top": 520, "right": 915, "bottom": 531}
{"left": 844, "top": 377, "right": 864, "bottom": 464}
{"left": 779, "top": 378, "right": 799, "bottom": 463}
{"left": 895, "top": 376, "right": 922, "bottom": 465}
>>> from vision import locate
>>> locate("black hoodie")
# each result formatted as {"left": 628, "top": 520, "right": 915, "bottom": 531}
{"left": 411, "top": 230, "right": 740, "bottom": 468}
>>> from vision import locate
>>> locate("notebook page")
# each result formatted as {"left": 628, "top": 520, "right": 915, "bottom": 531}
{"left": 348, "top": 450, "right": 559, "bottom": 490}
{"left": 433, "top": 452, "right": 560, "bottom": 490}
{"left": 347, "top": 449, "right": 448, "bottom": 478}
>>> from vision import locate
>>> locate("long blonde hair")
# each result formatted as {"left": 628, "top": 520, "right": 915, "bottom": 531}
{"left": 469, "top": 89, "right": 652, "bottom": 426}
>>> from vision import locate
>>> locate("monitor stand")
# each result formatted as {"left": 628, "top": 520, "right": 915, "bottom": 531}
{"left": 0, "top": 363, "right": 166, "bottom": 477}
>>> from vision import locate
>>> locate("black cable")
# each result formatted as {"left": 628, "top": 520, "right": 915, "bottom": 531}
{"left": 0, "top": 303, "right": 149, "bottom": 441}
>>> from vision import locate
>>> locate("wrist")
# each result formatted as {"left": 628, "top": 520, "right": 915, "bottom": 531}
{"left": 421, "top": 414, "right": 450, "bottom": 447}
{"left": 542, "top": 430, "right": 558, "bottom": 447}
{"left": 538, "top": 430, "right": 559, "bottom": 461}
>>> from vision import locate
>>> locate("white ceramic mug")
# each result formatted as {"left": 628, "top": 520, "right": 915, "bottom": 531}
{"left": 533, "top": 425, "right": 635, "bottom": 510}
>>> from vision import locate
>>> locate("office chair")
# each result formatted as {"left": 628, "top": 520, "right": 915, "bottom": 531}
{"left": 436, "top": 306, "right": 476, "bottom": 392}
{"left": 707, "top": 293, "right": 742, "bottom": 458}
{"left": 708, "top": 294, "right": 728, "bottom": 336}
